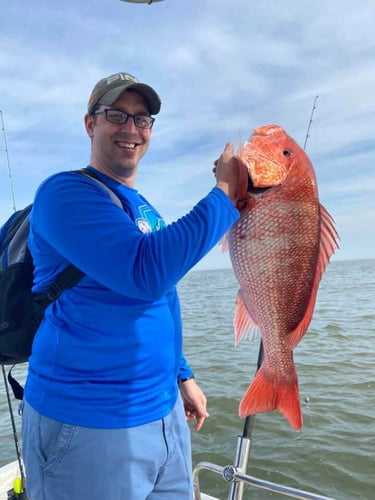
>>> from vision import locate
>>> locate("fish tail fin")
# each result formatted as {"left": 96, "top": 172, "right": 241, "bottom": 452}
{"left": 239, "top": 367, "right": 303, "bottom": 430}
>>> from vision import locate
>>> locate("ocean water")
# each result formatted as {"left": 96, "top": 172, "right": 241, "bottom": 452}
{"left": 179, "top": 259, "right": 375, "bottom": 500}
{"left": 0, "top": 259, "right": 374, "bottom": 499}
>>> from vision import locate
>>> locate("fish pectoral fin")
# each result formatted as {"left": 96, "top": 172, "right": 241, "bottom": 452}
{"left": 234, "top": 290, "right": 260, "bottom": 345}
{"left": 239, "top": 368, "right": 303, "bottom": 431}
{"left": 318, "top": 204, "right": 340, "bottom": 272}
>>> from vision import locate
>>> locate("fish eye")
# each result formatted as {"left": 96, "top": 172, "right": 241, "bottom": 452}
{"left": 282, "top": 149, "right": 293, "bottom": 156}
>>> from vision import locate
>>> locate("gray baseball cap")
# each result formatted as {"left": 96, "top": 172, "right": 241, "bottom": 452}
{"left": 88, "top": 72, "right": 161, "bottom": 115}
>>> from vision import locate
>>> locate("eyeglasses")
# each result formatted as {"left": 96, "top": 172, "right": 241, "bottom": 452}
{"left": 93, "top": 109, "right": 155, "bottom": 129}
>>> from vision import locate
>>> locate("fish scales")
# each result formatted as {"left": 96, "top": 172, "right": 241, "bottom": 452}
{"left": 227, "top": 124, "right": 339, "bottom": 430}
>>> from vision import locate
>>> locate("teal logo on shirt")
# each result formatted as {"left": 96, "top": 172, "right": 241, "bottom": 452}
{"left": 136, "top": 205, "right": 166, "bottom": 233}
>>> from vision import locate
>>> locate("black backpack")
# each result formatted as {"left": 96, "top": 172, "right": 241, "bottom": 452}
{"left": 0, "top": 169, "right": 122, "bottom": 373}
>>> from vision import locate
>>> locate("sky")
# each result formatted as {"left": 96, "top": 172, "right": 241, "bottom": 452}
{"left": 0, "top": 0, "right": 374, "bottom": 270}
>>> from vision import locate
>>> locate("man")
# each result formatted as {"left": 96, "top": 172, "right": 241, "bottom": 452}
{"left": 22, "top": 72, "right": 240, "bottom": 499}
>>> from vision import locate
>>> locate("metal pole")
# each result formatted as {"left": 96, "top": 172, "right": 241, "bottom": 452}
{"left": 227, "top": 342, "right": 264, "bottom": 499}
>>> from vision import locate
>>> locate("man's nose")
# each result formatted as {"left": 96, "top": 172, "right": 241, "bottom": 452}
{"left": 120, "top": 115, "right": 138, "bottom": 132}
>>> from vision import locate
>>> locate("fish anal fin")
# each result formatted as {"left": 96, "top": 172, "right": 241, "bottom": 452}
{"left": 234, "top": 290, "right": 260, "bottom": 346}
{"left": 239, "top": 368, "right": 303, "bottom": 431}
{"left": 286, "top": 204, "right": 340, "bottom": 350}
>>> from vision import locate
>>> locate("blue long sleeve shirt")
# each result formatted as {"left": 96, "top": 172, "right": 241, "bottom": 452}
{"left": 24, "top": 167, "right": 239, "bottom": 428}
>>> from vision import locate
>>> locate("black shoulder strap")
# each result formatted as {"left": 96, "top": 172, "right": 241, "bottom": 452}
{"left": 75, "top": 168, "right": 123, "bottom": 209}
{"left": 41, "top": 262, "right": 86, "bottom": 302}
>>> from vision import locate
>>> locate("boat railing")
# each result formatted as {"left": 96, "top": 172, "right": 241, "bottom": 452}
{"left": 192, "top": 435, "right": 337, "bottom": 500}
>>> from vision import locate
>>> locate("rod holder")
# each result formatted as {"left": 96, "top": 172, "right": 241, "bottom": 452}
{"left": 227, "top": 435, "right": 252, "bottom": 499}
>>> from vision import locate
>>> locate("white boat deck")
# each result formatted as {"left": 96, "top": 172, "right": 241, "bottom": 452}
{"left": 0, "top": 460, "right": 22, "bottom": 500}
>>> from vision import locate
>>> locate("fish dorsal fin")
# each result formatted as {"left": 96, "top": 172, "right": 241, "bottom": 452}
{"left": 220, "top": 232, "right": 229, "bottom": 252}
{"left": 287, "top": 204, "right": 339, "bottom": 349}
{"left": 234, "top": 290, "right": 261, "bottom": 346}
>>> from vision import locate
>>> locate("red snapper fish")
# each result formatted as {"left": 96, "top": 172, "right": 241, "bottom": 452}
{"left": 227, "top": 124, "right": 339, "bottom": 430}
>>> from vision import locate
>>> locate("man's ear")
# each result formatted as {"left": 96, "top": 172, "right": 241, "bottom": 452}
{"left": 84, "top": 113, "right": 95, "bottom": 138}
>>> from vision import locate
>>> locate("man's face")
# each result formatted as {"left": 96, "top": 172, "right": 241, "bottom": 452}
{"left": 85, "top": 90, "right": 152, "bottom": 180}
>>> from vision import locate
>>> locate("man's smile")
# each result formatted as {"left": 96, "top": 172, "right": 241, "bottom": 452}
{"left": 117, "top": 141, "right": 136, "bottom": 149}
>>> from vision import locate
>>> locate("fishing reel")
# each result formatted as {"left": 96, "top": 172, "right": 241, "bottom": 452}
{"left": 7, "top": 478, "right": 29, "bottom": 500}
{"left": 7, "top": 489, "right": 29, "bottom": 500}
{"left": 7, "top": 493, "right": 28, "bottom": 500}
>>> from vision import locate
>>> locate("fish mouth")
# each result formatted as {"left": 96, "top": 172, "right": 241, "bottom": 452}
{"left": 239, "top": 125, "right": 289, "bottom": 189}
{"left": 242, "top": 154, "right": 287, "bottom": 189}
{"left": 237, "top": 156, "right": 275, "bottom": 197}
{"left": 239, "top": 156, "right": 281, "bottom": 192}
{"left": 247, "top": 175, "right": 272, "bottom": 193}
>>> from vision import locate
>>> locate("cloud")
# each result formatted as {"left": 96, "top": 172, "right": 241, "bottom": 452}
{"left": 0, "top": 0, "right": 374, "bottom": 268}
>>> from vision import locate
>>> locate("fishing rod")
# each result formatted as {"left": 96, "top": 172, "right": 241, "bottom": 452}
{"left": 0, "top": 110, "right": 17, "bottom": 212}
{"left": 0, "top": 110, "right": 28, "bottom": 498}
{"left": 303, "top": 95, "right": 319, "bottom": 151}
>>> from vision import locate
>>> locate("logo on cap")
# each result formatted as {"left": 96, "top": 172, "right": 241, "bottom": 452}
{"left": 106, "top": 73, "right": 138, "bottom": 85}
